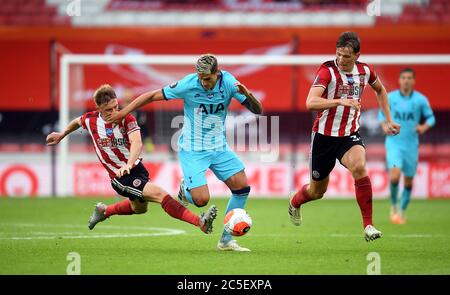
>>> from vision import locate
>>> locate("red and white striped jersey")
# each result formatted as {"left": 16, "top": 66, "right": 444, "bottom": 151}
{"left": 311, "top": 59, "right": 378, "bottom": 137}
{"left": 80, "top": 111, "right": 141, "bottom": 179}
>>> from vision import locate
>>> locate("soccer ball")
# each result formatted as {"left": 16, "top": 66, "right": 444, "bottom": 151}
{"left": 224, "top": 208, "right": 252, "bottom": 236}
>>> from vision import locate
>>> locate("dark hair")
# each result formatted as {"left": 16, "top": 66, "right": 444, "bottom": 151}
{"left": 336, "top": 31, "right": 361, "bottom": 54}
{"left": 400, "top": 67, "right": 416, "bottom": 78}
{"left": 93, "top": 84, "right": 117, "bottom": 106}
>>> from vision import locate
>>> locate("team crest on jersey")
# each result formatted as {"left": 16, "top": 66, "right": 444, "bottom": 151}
{"left": 132, "top": 179, "right": 142, "bottom": 187}
{"left": 106, "top": 128, "right": 114, "bottom": 137}
{"left": 347, "top": 75, "right": 354, "bottom": 84}
{"left": 169, "top": 82, "right": 178, "bottom": 88}
{"left": 120, "top": 128, "right": 126, "bottom": 135}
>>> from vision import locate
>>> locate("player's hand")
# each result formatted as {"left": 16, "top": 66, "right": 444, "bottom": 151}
{"left": 116, "top": 164, "right": 132, "bottom": 178}
{"left": 46, "top": 132, "right": 63, "bottom": 146}
{"left": 339, "top": 99, "right": 361, "bottom": 111}
{"left": 234, "top": 82, "right": 250, "bottom": 96}
{"left": 386, "top": 121, "right": 400, "bottom": 136}
{"left": 416, "top": 124, "right": 428, "bottom": 135}
{"left": 105, "top": 111, "right": 123, "bottom": 124}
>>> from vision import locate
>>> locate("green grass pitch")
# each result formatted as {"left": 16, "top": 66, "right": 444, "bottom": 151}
{"left": 0, "top": 197, "right": 449, "bottom": 274}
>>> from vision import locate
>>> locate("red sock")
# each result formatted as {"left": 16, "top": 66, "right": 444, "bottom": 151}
{"left": 105, "top": 199, "right": 135, "bottom": 217}
{"left": 291, "top": 184, "right": 312, "bottom": 208}
{"left": 161, "top": 195, "right": 200, "bottom": 227}
{"left": 355, "top": 176, "right": 373, "bottom": 228}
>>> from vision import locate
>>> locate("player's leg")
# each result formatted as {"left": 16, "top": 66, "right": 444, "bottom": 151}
{"left": 129, "top": 199, "right": 148, "bottom": 214}
{"left": 389, "top": 168, "right": 401, "bottom": 218}
{"left": 177, "top": 150, "right": 212, "bottom": 207}
{"left": 398, "top": 151, "right": 418, "bottom": 223}
{"left": 289, "top": 132, "right": 335, "bottom": 226}
{"left": 88, "top": 164, "right": 150, "bottom": 230}
{"left": 386, "top": 146, "right": 403, "bottom": 222}
{"left": 398, "top": 176, "right": 413, "bottom": 223}
{"left": 211, "top": 150, "right": 250, "bottom": 251}
{"left": 142, "top": 182, "right": 217, "bottom": 233}
{"left": 339, "top": 134, "right": 382, "bottom": 241}
{"left": 289, "top": 177, "right": 329, "bottom": 226}
{"left": 88, "top": 198, "right": 135, "bottom": 230}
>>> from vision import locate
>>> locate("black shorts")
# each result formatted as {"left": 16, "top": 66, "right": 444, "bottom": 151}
{"left": 111, "top": 162, "right": 149, "bottom": 203}
{"left": 310, "top": 131, "right": 365, "bottom": 181}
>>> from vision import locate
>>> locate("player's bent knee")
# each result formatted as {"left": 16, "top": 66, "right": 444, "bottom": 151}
{"left": 131, "top": 202, "right": 148, "bottom": 214}
{"left": 134, "top": 207, "right": 148, "bottom": 214}
{"left": 351, "top": 163, "right": 367, "bottom": 178}
{"left": 193, "top": 197, "right": 209, "bottom": 207}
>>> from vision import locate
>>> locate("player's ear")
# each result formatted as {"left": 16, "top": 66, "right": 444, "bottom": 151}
{"left": 355, "top": 52, "right": 360, "bottom": 60}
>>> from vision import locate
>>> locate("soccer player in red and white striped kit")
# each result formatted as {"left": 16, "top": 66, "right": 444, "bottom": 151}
{"left": 46, "top": 84, "right": 217, "bottom": 233}
{"left": 288, "top": 31, "right": 401, "bottom": 241}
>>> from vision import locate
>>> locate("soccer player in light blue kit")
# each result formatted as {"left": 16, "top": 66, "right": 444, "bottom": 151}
{"left": 107, "top": 54, "right": 263, "bottom": 251}
{"left": 378, "top": 68, "right": 435, "bottom": 224}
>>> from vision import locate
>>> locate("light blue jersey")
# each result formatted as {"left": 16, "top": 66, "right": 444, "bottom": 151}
{"left": 162, "top": 70, "right": 247, "bottom": 152}
{"left": 378, "top": 90, "right": 435, "bottom": 176}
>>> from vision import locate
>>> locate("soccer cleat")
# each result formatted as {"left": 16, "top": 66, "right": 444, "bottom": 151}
{"left": 199, "top": 205, "right": 218, "bottom": 234}
{"left": 217, "top": 239, "right": 251, "bottom": 252}
{"left": 394, "top": 214, "right": 407, "bottom": 225}
{"left": 364, "top": 225, "right": 383, "bottom": 242}
{"left": 88, "top": 202, "right": 107, "bottom": 230}
{"left": 288, "top": 196, "right": 302, "bottom": 226}
{"left": 177, "top": 178, "right": 189, "bottom": 207}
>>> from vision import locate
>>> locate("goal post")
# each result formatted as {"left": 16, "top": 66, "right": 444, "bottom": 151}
{"left": 58, "top": 54, "right": 450, "bottom": 196}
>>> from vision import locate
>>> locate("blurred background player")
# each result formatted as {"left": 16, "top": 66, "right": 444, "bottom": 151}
{"left": 106, "top": 54, "right": 263, "bottom": 251}
{"left": 378, "top": 68, "right": 435, "bottom": 224}
{"left": 288, "top": 31, "right": 401, "bottom": 241}
{"left": 46, "top": 84, "right": 217, "bottom": 234}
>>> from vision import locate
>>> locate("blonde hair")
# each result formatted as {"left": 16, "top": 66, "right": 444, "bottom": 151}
{"left": 195, "top": 54, "right": 218, "bottom": 74}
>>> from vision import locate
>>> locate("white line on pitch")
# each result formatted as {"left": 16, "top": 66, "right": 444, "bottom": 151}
{"left": 0, "top": 222, "right": 186, "bottom": 240}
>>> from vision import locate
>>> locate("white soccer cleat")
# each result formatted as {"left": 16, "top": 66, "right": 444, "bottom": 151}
{"left": 288, "top": 196, "right": 302, "bottom": 226}
{"left": 88, "top": 202, "right": 107, "bottom": 230}
{"left": 177, "top": 178, "right": 189, "bottom": 208}
{"left": 217, "top": 239, "right": 251, "bottom": 252}
{"left": 364, "top": 225, "right": 383, "bottom": 242}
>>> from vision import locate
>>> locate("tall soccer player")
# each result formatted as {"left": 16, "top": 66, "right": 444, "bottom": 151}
{"left": 46, "top": 85, "right": 217, "bottom": 234}
{"left": 288, "top": 31, "right": 401, "bottom": 241}
{"left": 106, "top": 54, "right": 263, "bottom": 251}
{"left": 378, "top": 68, "right": 435, "bottom": 224}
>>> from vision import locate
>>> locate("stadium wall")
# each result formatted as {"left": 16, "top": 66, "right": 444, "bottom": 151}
{"left": 0, "top": 156, "right": 449, "bottom": 198}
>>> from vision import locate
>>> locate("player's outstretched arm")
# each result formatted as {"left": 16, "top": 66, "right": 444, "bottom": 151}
{"left": 107, "top": 89, "right": 165, "bottom": 123}
{"left": 371, "top": 79, "right": 400, "bottom": 135}
{"left": 306, "top": 87, "right": 360, "bottom": 111}
{"left": 235, "top": 82, "right": 263, "bottom": 114}
{"left": 46, "top": 117, "right": 81, "bottom": 146}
